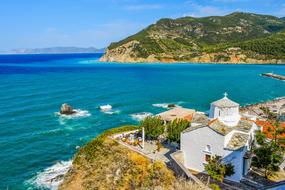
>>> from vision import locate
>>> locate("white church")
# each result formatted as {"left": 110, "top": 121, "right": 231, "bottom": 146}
{"left": 180, "top": 93, "right": 258, "bottom": 182}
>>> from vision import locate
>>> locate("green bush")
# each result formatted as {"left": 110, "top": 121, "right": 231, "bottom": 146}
{"left": 74, "top": 125, "right": 139, "bottom": 163}
{"left": 140, "top": 116, "right": 165, "bottom": 139}
{"left": 205, "top": 155, "right": 234, "bottom": 182}
{"left": 167, "top": 119, "right": 190, "bottom": 143}
{"left": 210, "top": 183, "right": 221, "bottom": 190}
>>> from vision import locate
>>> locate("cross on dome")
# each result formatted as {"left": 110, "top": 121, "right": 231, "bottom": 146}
{"left": 224, "top": 92, "right": 228, "bottom": 98}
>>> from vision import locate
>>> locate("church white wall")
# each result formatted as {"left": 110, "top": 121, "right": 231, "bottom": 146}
{"left": 224, "top": 147, "right": 247, "bottom": 182}
{"left": 181, "top": 127, "right": 225, "bottom": 172}
{"left": 181, "top": 127, "right": 247, "bottom": 182}
{"left": 210, "top": 105, "right": 239, "bottom": 119}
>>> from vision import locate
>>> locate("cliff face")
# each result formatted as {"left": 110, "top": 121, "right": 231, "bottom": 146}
{"left": 100, "top": 12, "right": 285, "bottom": 64}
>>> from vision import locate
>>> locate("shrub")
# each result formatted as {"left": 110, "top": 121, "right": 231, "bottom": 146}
{"left": 204, "top": 155, "right": 234, "bottom": 182}
{"left": 210, "top": 183, "right": 221, "bottom": 190}
{"left": 167, "top": 119, "right": 190, "bottom": 143}
{"left": 74, "top": 125, "right": 139, "bottom": 163}
{"left": 140, "top": 116, "right": 164, "bottom": 139}
{"left": 156, "top": 141, "right": 163, "bottom": 152}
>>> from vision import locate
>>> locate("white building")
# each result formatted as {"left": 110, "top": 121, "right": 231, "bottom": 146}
{"left": 180, "top": 93, "right": 258, "bottom": 182}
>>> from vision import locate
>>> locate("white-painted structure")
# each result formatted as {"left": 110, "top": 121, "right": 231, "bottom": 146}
{"left": 180, "top": 93, "right": 258, "bottom": 182}
{"left": 209, "top": 92, "right": 240, "bottom": 127}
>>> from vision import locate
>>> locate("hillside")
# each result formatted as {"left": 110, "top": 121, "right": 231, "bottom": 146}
{"left": 100, "top": 12, "right": 285, "bottom": 63}
{"left": 59, "top": 126, "right": 205, "bottom": 190}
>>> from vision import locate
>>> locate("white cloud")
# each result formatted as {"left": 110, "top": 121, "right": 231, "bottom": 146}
{"left": 16, "top": 20, "right": 147, "bottom": 49}
{"left": 124, "top": 4, "right": 163, "bottom": 11}
{"left": 183, "top": 1, "right": 233, "bottom": 17}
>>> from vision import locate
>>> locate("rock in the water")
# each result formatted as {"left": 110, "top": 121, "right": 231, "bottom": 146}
{"left": 60, "top": 103, "right": 76, "bottom": 115}
{"left": 167, "top": 104, "right": 176, "bottom": 108}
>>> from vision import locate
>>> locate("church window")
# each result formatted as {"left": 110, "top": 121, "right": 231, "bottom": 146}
{"left": 205, "top": 154, "right": 211, "bottom": 162}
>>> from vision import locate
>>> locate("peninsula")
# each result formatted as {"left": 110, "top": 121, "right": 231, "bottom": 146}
{"left": 100, "top": 12, "right": 285, "bottom": 64}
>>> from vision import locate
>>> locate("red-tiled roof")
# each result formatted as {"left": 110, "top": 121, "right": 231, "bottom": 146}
{"left": 255, "top": 120, "right": 285, "bottom": 139}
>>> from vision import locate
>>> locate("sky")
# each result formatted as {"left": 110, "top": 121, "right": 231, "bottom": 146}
{"left": 0, "top": 0, "right": 285, "bottom": 50}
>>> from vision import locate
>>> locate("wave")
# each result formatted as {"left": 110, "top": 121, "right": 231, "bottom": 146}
{"left": 130, "top": 112, "right": 153, "bottom": 121}
{"left": 55, "top": 109, "right": 91, "bottom": 119}
{"left": 99, "top": 104, "right": 112, "bottom": 111}
{"left": 104, "top": 110, "right": 121, "bottom": 115}
{"left": 99, "top": 104, "right": 120, "bottom": 115}
{"left": 152, "top": 103, "right": 181, "bottom": 109}
{"left": 27, "top": 160, "right": 72, "bottom": 190}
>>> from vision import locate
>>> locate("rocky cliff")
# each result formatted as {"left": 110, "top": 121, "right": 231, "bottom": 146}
{"left": 100, "top": 12, "right": 285, "bottom": 64}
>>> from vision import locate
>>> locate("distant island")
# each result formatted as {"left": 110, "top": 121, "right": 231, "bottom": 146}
{"left": 100, "top": 12, "right": 285, "bottom": 64}
{"left": 0, "top": 47, "right": 105, "bottom": 54}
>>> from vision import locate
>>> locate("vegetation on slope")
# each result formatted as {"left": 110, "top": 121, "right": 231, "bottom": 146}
{"left": 103, "top": 12, "right": 285, "bottom": 62}
{"left": 59, "top": 126, "right": 205, "bottom": 190}
{"left": 205, "top": 31, "right": 285, "bottom": 59}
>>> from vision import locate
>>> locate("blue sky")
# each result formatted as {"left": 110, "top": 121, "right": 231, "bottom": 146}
{"left": 0, "top": 0, "right": 285, "bottom": 50}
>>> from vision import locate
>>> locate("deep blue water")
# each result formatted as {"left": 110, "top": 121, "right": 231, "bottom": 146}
{"left": 0, "top": 53, "right": 285, "bottom": 189}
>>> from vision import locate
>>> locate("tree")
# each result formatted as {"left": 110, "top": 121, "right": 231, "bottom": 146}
{"left": 252, "top": 108, "right": 285, "bottom": 178}
{"left": 252, "top": 122, "right": 284, "bottom": 178}
{"left": 204, "top": 155, "right": 234, "bottom": 182}
{"left": 140, "top": 116, "right": 164, "bottom": 139}
{"left": 166, "top": 119, "right": 190, "bottom": 143}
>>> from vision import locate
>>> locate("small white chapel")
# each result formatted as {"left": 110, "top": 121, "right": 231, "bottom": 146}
{"left": 180, "top": 93, "right": 259, "bottom": 182}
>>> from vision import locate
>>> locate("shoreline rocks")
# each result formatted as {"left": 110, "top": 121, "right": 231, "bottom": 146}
{"left": 60, "top": 103, "right": 76, "bottom": 115}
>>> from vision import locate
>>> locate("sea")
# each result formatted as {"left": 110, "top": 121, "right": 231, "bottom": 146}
{"left": 0, "top": 53, "right": 285, "bottom": 190}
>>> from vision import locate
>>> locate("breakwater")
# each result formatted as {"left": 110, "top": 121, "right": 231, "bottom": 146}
{"left": 261, "top": 73, "right": 285, "bottom": 81}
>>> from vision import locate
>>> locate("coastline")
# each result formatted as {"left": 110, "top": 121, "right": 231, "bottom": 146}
{"left": 99, "top": 60, "right": 285, "bottom": 65}
{"left": 57, "top": 96, "right": 285, "bottom": 189}
{"left": 99, "top": 55, "right": 285, "bottom": 65}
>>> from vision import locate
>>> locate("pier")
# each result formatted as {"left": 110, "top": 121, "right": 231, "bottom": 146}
{"left": 261, "top": 73, "right": 285, "bottom": 81}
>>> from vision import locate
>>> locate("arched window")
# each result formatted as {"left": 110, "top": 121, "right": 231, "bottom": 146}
{"left": 205, "top": 145, "right": 211, "bottom": 152}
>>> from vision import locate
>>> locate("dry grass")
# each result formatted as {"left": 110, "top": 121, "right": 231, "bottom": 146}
{"left": 59, "top": 126, "right": 205, "bottom": 190}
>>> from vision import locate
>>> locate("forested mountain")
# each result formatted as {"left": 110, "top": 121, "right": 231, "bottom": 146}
{"left": 100, "top": 12, "right": 285, "bottom": 63}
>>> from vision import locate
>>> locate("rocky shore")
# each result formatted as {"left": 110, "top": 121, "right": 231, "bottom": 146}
{"left": 100, "top": 47, "right": 285, "bottom": 64}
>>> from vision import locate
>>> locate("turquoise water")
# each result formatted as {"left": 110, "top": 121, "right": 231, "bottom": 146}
{"left": 0, "top": 53, "right": 285, "bottom": 189}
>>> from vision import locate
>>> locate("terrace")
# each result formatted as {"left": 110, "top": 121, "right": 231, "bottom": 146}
{"left": 111, "top": 130, "right": 176, "bottom": 163}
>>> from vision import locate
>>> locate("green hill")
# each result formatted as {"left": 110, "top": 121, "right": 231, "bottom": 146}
{"left": 100, "top": 12, "right": 285, "bottom": 63}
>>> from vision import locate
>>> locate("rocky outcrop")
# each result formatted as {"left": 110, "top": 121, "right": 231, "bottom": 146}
{"left": 100, "top": 41, "right": 160, "bottom": 63}
{"left": 60, "top": 103, "right": 76, "bottom": 115}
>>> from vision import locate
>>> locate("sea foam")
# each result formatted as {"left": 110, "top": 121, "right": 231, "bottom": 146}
{"left": 152, "top": 103, "right": 181, "bottom": 109}
{"left": 104, "top": 110, "right": 121, "bottom": 115}
{"left": 27, "top": 160, "right": 72, "bottom": 190}
{"left": 99, "top": 104, "right": 112, "bottom": 111}
{"left": 99, "top": 104, "right": 120, "bottom": 115}
{"left": 130, "top": 112, "right": 153, "bottom": 121}
{"left": 55, "top": 109, "right": 91, "bottom": 119}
